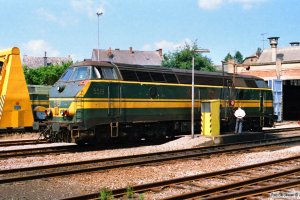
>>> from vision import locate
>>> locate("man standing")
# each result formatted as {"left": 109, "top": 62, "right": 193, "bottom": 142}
{"left": 234, "top": 107, "right": 246, "bottom": 134}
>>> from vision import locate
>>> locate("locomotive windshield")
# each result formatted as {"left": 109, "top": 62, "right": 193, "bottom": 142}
{"left": 60, "top": 67, "right": 73, "bottom": 81}
{"left": 255, "top": 79, "right": 268, "bottom": 88}
{"left": 70, "top": 66, "right": 90, "bottom": 81}
{"left": 59, "top": 65, "right": 118, "bottom": 82}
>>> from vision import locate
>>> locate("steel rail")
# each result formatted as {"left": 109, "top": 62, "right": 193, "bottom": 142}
{"left": 0, "top": 139, "right": 48, "bottom": 147}
{"left": 263, "top": 126, "right": 300, "bottom": 134}
{"left": 0, "top": 131, "right": 299, "bottom": 160}
{"left": 0, "top": 144, "right": 77, "bottom": 159}
{"left": 0, "top": 126, "right": 297, "bottom": 148}
{"left": 0, "top": 132, "right": 287, "bottom": 159}
{"left": 165, "top": 167, "right": 300, "bottom": 199}
{"left": 62, "top": 155, "right": 300, "bottom": 200}
{"left": 1, "top": 135, "right": 300, "bottom": 185}
{"left": 203, "top": 178, "right": 300, "bottom": 200}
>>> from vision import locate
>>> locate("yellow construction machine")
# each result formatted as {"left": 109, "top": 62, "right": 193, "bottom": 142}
{"left": 0, "top": 47, "right": 34, "bottom": 129}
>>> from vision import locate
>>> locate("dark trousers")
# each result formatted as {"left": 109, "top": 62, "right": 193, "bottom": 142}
{"left": 235, "top": 118, "right": 243, "bottom": 134}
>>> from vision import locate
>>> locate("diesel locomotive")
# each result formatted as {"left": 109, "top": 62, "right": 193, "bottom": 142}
{"left": 28, "top": 85, "right": 51, "bottom": 122}
{"left": 37, "top": 60, "right": 275, "bottom": 144}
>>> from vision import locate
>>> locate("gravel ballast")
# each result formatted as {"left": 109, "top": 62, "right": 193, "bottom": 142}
{"left": 1, "top": 133, "right": 300, "bottom": 199}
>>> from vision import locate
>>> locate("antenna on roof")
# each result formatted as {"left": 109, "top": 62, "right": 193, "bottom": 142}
{"left": 96, "top": 11, "right": 103, "bottom": 61}
{"left": 261, "top": 33, "right": 268, "bottom": 49}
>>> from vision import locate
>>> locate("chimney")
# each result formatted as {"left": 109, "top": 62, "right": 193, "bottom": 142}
{"left": 157, "top": 48, "right": 163, "bottom": 56}
{"left": 44, "top": 51, "right": 47, "bottom": 66}
{"left": 107, "top": 47, "right": 114, "bottom": 59}
{"left": 268, "top": 37, "right": 279, "bottom": 62}
{"left": 226, "top": 59, "right": 235, "bottom": 73}
{"left": 290, "top": 42, "right": 300, "bottom": 46}
{"left": 129, "top": 47, "right": 133, "bottom": 54}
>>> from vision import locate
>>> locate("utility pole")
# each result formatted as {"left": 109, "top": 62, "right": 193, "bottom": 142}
{"left": 191, "top": 49, "right": 210, "bottom": 139}
{"left": 96, "top": 11, "right": 103, "bottom": 61}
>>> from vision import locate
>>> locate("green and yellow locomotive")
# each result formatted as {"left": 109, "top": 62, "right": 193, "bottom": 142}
{"left": 39, "top": 60, "right": 275, "bottom": 144}
{"left": 28, "top": 85, "right": 51, "bottom": 122}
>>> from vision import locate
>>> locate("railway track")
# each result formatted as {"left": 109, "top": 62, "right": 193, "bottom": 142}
{"left": 0, "top": 139, "right": 48, "bottom": 147}
{"left": 0, "top": 144, "right": 77, "bottom": 159}
{"left": 1, "top": 135, "right": 300, "bottom": 185}
{"left": 0, "top": 126, "right": 298, "bottom": 148}
{"left": 1, "top": 127, "right": 300, "bottom": 159}
{"left": 0, "top": 138, "right": 176, "bottom": 159}
{"left": 63, "top": 155, "right": 300, "bottom": 200}
{"left": 263, "top": 126, "right": 300, "bottom": 134}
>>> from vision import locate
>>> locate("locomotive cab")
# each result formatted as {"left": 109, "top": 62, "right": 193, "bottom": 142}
{"left": 42, "top": 61, "right": 122, "bottom": 143}
{"left": 58, "top": 62, "right": 119, "bottom": 82}
{"left": 53, "top": 61, "right": 120, "bottom": 96}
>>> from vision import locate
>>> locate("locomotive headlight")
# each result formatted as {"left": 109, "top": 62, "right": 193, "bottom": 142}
{"left": 60, "top": 109, "right": 67, "bottom": 116}
{"left": 64, "top": 110, "right": 69, "bottom": 116}
{"left": 56, "top": 85, "right": 65, "bottom": 93}
{"left": 45, "top": 109, "right": 52, "bottom": 117}
{"left": 60, "top": 109, "right": 73, "bottom": 117}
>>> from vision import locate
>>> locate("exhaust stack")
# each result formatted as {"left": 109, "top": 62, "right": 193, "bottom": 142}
{"left": 268, "top": 37, "right": 279, "bottom": 62}
{"left": 290, "top": 42, "right": 300, "bottom": 46}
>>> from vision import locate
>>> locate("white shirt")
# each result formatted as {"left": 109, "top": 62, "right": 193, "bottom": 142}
{"left": 234, "top": 108, "right": 246, "bottom": 119}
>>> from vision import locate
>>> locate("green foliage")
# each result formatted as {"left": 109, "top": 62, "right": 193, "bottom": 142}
{"left": 23, "top": 61, "right": 72, "bottom": 85}
{"left": 126, "top": 186, "right": 135, "bottom": 199}
{"left": 138, "top": 193, "right": 144, "bottom": 200}
{"left": 162, "top": 41, "right": 216, "bottom": 72}
{"left": 234, "top": 51, "right": 243, "bottom": 64}
{"left": 224, "top": 51, "right": 244, "bottom": 64}
{"left": 224, "top": 53, "right": 233, "bottom": 62}
{"left": 99, "top": 188, "right": 113, "bottom": 200}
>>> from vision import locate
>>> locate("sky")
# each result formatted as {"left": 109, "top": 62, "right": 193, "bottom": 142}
{"left": 1, "top": 0, "right": 300, "bottom": 65}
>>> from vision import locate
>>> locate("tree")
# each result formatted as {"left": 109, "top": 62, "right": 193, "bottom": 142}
{"left": 162, "top": 41, "right": 216, "bottom": 72}
{"left": 24, "top": 61, "right": 72, "bottom": 85}
{"left": 224, "top": 53, "right": 233, "bottom": 62}
{"left": 234, "top": 51, "right": 244, "bottom": 64}
{"left": 224, "top": 51, "right": 244, "bottom": 64}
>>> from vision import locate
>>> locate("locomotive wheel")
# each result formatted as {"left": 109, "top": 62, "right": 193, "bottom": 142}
{"left": 40, "top": 126, "right": 52, "bottom": 141}
{"left": 75, "top": 138, "right": 87, "bottom": 145}
{"left": 126, "top": 132, "right": 140, "bottom": 144}
{"left": 94, "top": 125, "right": 111, "bottom": 146}
{"left": 247, "top": 118, "right": 262, "bottom": 132}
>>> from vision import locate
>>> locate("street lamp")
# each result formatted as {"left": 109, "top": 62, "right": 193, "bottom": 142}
{"left": 191, "top": 48, "right": 210, "bottom": 139}
{"left": 96, "top": 11, "right": 103, "bottom": 61}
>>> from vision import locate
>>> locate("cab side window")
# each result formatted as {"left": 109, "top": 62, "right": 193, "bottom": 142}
{"left": 102, "top": 67, "right": 118, "bottom": 79}
{"left": 91, "top": 67, "right": 102, "bottom": 79}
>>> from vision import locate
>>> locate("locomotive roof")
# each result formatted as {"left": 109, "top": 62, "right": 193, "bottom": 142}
{"left": 72, "top": 60, "right": 264, "bottom": 81}
{"left": 113, "top": 62, "right": 263, "bottom": 80}
{"left": 73, "top": 60, "right": 114, "bottom": 67}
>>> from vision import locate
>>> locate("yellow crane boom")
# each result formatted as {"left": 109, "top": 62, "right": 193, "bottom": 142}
{"left": 0, "top": 47, "right": 33, "bottom": 128}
